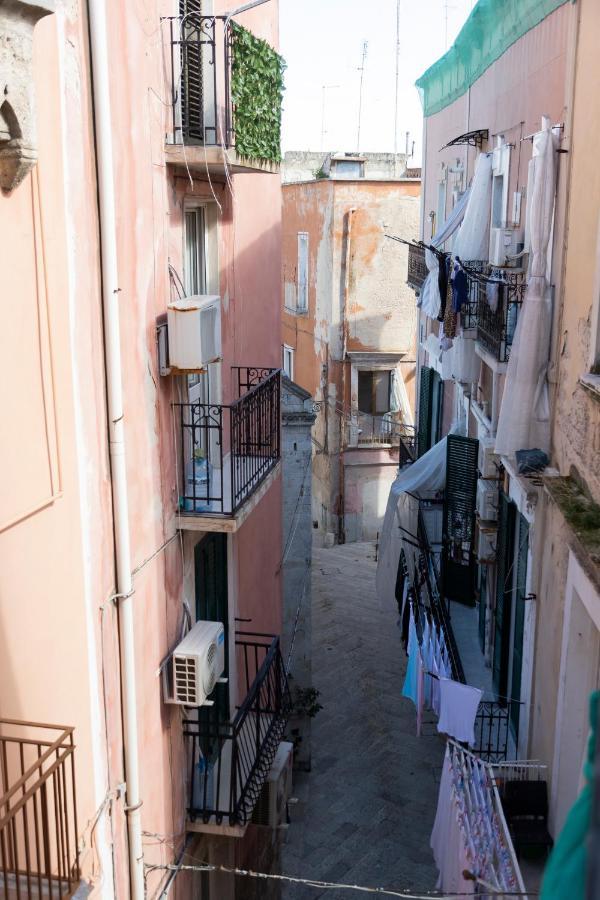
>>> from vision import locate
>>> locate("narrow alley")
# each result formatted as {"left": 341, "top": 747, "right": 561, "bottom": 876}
{"left": 282, "top": 542, "right": 443, "bottom": 898}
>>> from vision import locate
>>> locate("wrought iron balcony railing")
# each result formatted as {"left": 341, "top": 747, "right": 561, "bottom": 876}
{"left": 0, "top": 720, "right": 79, "bottom": 898}
{"left": 183, "top": 634, "right": 291, "bottom": 827}
{"left": 407, "top": 243, "right": 428, "bottom": 291}
{"left": 166, "top": 15, "right": 233, "bottom": 147}
{"left": 415, "top": 504, "right": 520, "bottom": 761}
{"left": 476, "top": 269, "right": 525, "bottom": 362}
{"left": 174, "top": 367, "right": 281, "bottom": 518}
{"left": 345, "top": 410, "right": 416, "bottom": 463}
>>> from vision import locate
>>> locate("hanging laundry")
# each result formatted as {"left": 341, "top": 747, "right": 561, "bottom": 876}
{"left": 437, "top": 255, "right": 450, "bottom": 322}
{"left": 437, "top": 678, "right": 483, "bottom": 745}
{"left": 451, "top": 262, "right": 469, "bottom": 313}
{"left": 402, "top": 611, "right": 419, "bottom": 706}
{"left": 430, "top": 746, "right": 475, "bottom": 894}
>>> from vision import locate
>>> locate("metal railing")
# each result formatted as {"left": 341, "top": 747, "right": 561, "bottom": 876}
{"left": 166, "top": 14, "right": 233, "bottom": 146}
{"left": 407, "top": 244, "right": 427, "bottom": 290}
{"left": 416, "top": 505, "right": 520, "bottom": 762}
{"left": 174, "top": 367, "right": 280, "bottom": 517}
{"left": 476, "top": 269, "right": 525, "bottom": 362}
{"left": 339, "top": 404, "right": 416, "bottom": 464}
{"left": 0, "top": 721, "right": 79, "bottom": 898}
{"left": 183, "top": 634, "right": 291, "bottom": 827}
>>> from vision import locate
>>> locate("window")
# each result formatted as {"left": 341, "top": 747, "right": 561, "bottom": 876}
{"left": 183, "top": 203, "right": 219, "bottom": 296}
{"left": 283, "top": 345, "right": 294, "bottom": 380}
{"left": 297, "top": 232, "right": 308, "bottom": 312}
{"left": 332, "top": 159, "right": 363, "bottom": 179}
{"left": 358, "top": 370, "right": 391, "bottom": 415}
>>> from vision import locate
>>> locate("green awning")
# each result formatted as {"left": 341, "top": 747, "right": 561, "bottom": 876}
{"left": 416, "top": 0, "right": 569, "bottom": 118}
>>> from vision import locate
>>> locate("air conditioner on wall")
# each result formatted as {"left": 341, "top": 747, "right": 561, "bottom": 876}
{"left": 477, "top": 524, "right": 497, "bottom": 562}
{"left": 489, "top": 227, "right": 524, "bottom": 267}
{"left": 478, "top": 437, "right": 499, "bottom": 480}
{"left": 252, "top": 741, "right": 294, "bottom": 828}
{"left": 166, "top": 295, "right": 222, "bottom": 371}
{"left": 166, "top": 620, "right": 226, "bottom": 707}
{"left": 476, "top": 478, "right": 498, "bottom": 522}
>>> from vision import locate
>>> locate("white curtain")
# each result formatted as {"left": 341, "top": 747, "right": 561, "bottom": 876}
{"left": 420, "top": 189, "right": 471, "bottom": 319}
{"left": 452, "top": 152, "right": 493, "bottom": 263}
{"left": 495, "top": 119, "right": 558, "bottom": 456}
{"left": 376, "top": 437, "right": 449, "bottom": 604}
{"left": 390, "top": 367, "right": 414, "bottom": 426}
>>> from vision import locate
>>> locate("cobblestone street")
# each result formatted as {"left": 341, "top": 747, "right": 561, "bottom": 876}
{"left": 282, "top": 542, "right": 445, "bottom": 899}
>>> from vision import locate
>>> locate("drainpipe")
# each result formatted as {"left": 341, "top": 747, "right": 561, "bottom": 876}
{"left": 87, "top": 1, "right": 144, "bottom": 897}
{"left": 338, "top": 208, "right": 356, "bottom": 544}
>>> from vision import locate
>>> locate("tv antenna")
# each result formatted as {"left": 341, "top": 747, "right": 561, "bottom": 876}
{"left": 356, "top": 40, "right": 368, "bottom": 152}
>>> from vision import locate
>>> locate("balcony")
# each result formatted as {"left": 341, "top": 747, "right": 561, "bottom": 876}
{"left": 0, "top": 720, "right": 79, "bottom": 898}
{"left": 407, "top": 243, "right": 427, "bottom": 291}
{"left": 164, "top": 15, "right": 281, "bottom": 177}
{"left": 415, "top": 504, "right": 520, "bottom": 762}
{"left": 345, "top": 410, "right": 415, "bottom": 465}
{"left": 174, "top": 368, "right": 281, "bottom": 532}
{"left": 183, "top": 634, "right": 291, "bottom": 833}
{"left": 476, "top": 269, "right": 525, "bottom": 363}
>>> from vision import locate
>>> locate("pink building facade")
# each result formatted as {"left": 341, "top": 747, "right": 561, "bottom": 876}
{"left": 0, "top": 1, "right": 286, "bottom": 897}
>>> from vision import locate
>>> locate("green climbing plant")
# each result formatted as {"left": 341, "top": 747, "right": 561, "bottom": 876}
{"left": 230, "top": 22, "right": 285, "bottom": 164}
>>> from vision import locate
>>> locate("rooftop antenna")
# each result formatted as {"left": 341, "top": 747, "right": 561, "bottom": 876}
{"left": 321, "top": 84, "right": 340, "bottom": 152}
{"left": 356, "top": 40, "right": 368, "bottom": 153}
{"left": 393, "top": 0, "right": 400, "bottom": 154}
{"left": 444, "top": 0, "right": 456, "bottom": 50}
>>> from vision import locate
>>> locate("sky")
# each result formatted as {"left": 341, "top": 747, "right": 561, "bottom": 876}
{"left": 279, "top": 0, "right": 474, "bottom": 165}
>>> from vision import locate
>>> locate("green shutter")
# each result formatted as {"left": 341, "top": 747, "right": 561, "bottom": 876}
{"left": 417, "top": 367, "right": 433, "bottom": 457}
{"left": 442, "top": 434, "right": 479, "bottom": 605}
{"left": 493, "top": 492, "right": 516, "bottom": 698}
{"left": 510, "top": 514, "right": 529, "bottom": 737}
{"left": 180, "top": 0, "right": 205, "bottom": 143}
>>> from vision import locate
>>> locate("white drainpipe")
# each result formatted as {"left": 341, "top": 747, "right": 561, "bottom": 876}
{"left": 87, "top": 1, "right": 144, "bottom": 896}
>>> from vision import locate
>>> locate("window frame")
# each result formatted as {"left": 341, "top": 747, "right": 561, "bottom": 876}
{"left": 297, "top": 231, "right": 309, "bottom": 314}
{"left": 183, "top": 200, "right": 219, "bottom": 297}
{"left": 282, "top": 344, "right": 294, "bottom": 380}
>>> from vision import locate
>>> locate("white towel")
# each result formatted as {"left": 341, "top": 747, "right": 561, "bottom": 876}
{"left": 437, "top": 678, "right": 483, "bottom": 745}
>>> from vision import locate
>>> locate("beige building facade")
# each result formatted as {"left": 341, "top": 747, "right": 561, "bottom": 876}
{"left": 282, "top": 164, "right": 420, "bottom": 545}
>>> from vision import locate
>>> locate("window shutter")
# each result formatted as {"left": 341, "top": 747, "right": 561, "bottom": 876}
{"left": 492, "top": 492, "right": 516, "bottom": 698}
{"left": 180, "top": 0, "right": 205, "bottom": 142}
{"left": 510, "top": 514, "right": 529, "bottom": 736}
{"left": 442, "top": 434, "right": 479, "bottom": 605}
{"left": 417, "top": 367, "right": 433, "bottom": 457}
{"left": 297, "top": 232, "right": 309, "bottom": 311}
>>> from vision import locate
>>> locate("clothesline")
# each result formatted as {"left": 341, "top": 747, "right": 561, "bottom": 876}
{"left": 423, "top": 670, "right": 525, "bottom": 706}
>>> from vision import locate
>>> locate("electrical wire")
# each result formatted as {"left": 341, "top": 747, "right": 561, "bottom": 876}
{"left": 144, "top": 854, "right": 538, "bottom": 898}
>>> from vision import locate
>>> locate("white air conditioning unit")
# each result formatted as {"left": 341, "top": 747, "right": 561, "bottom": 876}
{"left": 171, "top": 620, "right": 225, "bottom": 707}
{"left": 476, "top": 478, "right": 498, "bottom": 522}
{"left": 489, "top": 227, "right": 524, "bottom": 267}
{"left": 166, "top": 295, "right": 222, "bottom": 372}
{"left": 477, "top": 524, "right": 497, "bottom": 562}
{"left": 252, "top": 741, "right": 294, "bottom": 828}
{"left": 478, "top": 437, "right": 499, "bottom": 479}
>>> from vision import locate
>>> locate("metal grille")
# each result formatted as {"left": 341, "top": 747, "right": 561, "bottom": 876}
{"left": 174, "top": 368, "right": 281, "bottom": 517}
{"left": 167, "top": 14, "right": 233, "bottom": 147}
{"left": 476, "top": 269, "right": 525, "bottom": 362}
{"left": 175, "top": 655, "right": 198, "bottom": 705}
{"left": 0, "top": 721, "right": 79, "bottom": 898}
{"left": 183, "top": 634, "right": 291, "bottom": 826}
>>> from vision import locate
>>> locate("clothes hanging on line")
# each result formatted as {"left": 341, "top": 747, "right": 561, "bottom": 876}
{"left": 402, "top": 611, "right": 419, "bottom": 706}
{"left": 437, "top": 677, "right": 483, "bottom": 746}
{"left": 451, "top": 262, "right": 469, "bottom": 313}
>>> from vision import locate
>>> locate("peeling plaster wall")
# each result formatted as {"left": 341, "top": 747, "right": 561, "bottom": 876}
{"left": 551, "top": 0, "right": 600, "bottom": 501}
{"left": 282, "top": 178, "right": 420, "bottom": 542}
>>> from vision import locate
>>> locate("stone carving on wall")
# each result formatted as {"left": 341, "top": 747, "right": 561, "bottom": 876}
{"left": 0, "top": 0, "right": 55, "bottom": 193}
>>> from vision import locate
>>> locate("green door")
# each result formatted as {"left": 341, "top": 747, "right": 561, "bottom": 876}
{"left": 493, "top": 492, "right": 516, "bottom": 699}
{"left": 510, "top": 514, "right": 529, "bottom": 737}
{"left": 478, "top": 567, "right": 487, "bottom": 653}
{"left": 195, "top": 534, "right": 229, "bottom": 734}
{"left": 417, "top": 367, "right": 443, "bottom": 457}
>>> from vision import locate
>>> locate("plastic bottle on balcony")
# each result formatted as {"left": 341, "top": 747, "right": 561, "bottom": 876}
{"left": 181, "top": 448, "right": 212, "bottom": 513}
